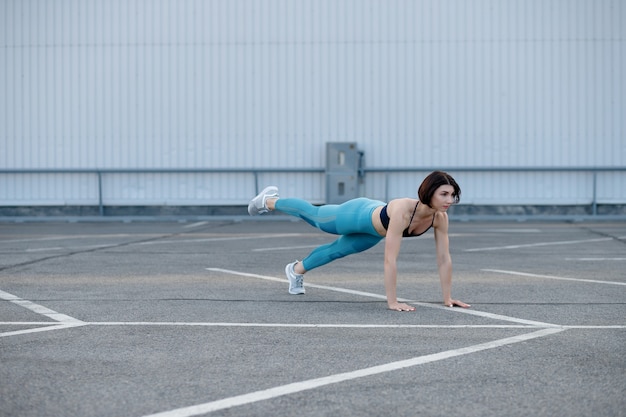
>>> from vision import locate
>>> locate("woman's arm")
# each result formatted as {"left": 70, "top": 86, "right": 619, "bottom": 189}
{"left": 434, "top": 212, "right": 470, "bottom": 308}
{"left": 383, "top": 200, "right": 416, "bottom": 311}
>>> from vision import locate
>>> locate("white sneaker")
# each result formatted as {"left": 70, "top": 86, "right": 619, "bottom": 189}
{"left": 285, "top": 261, "right": 305, "bottom": 295}
{"left": 247, "top": 186, "right": 279, "bottom": 216}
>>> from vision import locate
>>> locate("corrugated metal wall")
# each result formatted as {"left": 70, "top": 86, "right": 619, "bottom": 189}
{"left": 1, "top": 0, "right": 624, "bottom": 207}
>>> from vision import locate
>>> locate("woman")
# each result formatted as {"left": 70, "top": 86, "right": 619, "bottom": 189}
{"left": 248, "top": 170, "right": 470, "bottom": 312}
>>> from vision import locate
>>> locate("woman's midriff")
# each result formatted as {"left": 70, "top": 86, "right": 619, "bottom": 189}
{"left": 371, "top": 205, "right": 387, "bottom": 237}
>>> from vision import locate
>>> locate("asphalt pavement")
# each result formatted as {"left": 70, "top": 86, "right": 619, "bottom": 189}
{"left": 1, "top": 218, "right": 625, "bottom": 417}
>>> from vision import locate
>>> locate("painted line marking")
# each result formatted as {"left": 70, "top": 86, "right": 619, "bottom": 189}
{"left": 483, "top": 269, "right": 626, "bottom": 286}
{"left": 25, "top": 244, "right": 113, "bottom": 253}
{"left": 4, "top": 321, "right": 622, "bottom": 330}
{"left": 565, "top": 257, "right": 626, "bottom": 261}
{"left": 560, "top": 325, "right": 626, "bottom": 329}
{"left": 253, "top": 244, "right": 323, "bottom": 252}
{"left": 465, "top": 237, "right": 613, "bottom": 252}
{"left": 82, "top": 322, "right": 542, "bottom": 329}
{"left": 0, "top": 289, "right": 84, "bottom": 324}
{"left": 486, "top": 229, "right": 542, "bottom": 233}
{"left": 0, "top": 323, "right": 85, "bottom": 338}
{"left": 25, "top": 247, "right": 64, "bottom": 252}
{"left": 141, "top": 328, "right": 565, "bottom": 417}
{"left": 206, "top": 268, "right": 559, "bottom": 327}
{"left": 139, "top": 233, "right": 305, "bottom": 245}
{"left": 0, "top": 234, "right": 134, "bottom": 243}
{"left": 182, "top": 221, "right": 208, "bottom": 229}
{"left": 2, "top": 321, "right": 623, "bottom": 330}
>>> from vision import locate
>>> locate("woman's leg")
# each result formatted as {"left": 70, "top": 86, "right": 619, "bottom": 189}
{"left": 273, "top": 198, "right": 341, "bottom": 234}
{"left": 274, "top": 197, "right": 384, "bottom": 236}
{"left": 274, "top": 198, "right": 384, "bottom": 271}
{"left": 301, "top": 233, "right": 382, "bottom": 271}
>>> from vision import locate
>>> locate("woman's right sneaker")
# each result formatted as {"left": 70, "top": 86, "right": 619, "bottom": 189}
{"left": 285, "top": 261, "right": 305, "bottom": 295}
{"left": 247, "top": 186, "right": 279, "bottom": 216}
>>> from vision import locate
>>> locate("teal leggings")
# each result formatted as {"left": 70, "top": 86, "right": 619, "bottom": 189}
{"left": 274, "top": 197, "right": 385, "bottom": 271}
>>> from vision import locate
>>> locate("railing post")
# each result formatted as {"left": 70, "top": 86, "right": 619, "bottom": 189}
{"left": 98, "top": 172, "right": 104, "bottom": 216}
{"left": 592, "top": 171, "right": 597, "bottom": 216}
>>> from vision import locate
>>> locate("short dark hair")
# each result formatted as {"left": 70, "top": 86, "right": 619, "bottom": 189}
{"left": 418, "top": 171, "right": 461, "bottom": 207}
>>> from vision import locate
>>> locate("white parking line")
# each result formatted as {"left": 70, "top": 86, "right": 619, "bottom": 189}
{"left": 465, "top": 237, "right": 612, "bottom": 252}
{"left": 0, "top": 234, "right": 134, "bottom": 243}
{"left": 0, "top": 289, "right": 84, "bottom": 323}
{"left": 563, "top": 325, "right": 626, "bottom": 329}
{"left": 253, "top": 244, "right": 321, "bottom": 252}
{"left": 25, "top": 244, "right": 114, "bottom": 253}
{"left": 182, "top": 221, "right": 208, "bottom": 229}
{"left": 0, "top": 289, "right": 85, "bottom": 337}
{"left": 85, "top": 322, "right": 541, "bottom": 329}
{"left": 142, "top": 328, "right": 564, "bottom": 417}
{"left": 206, "top": 268, "right": 559, "bottom": 327}
{"left": 3, "top": 321, "right": 618, "bottom": 330}
{"left": 138, "top": 233, "right": 304, "bottom": 245}
{"left": 0, "top": 323, "right": 85, "bottom": 338}
{"left": 486, "top": 229, "right": 542, "bottom": 233}
{"left": 3, "top": 321, "right": 622, "bottom": 330}
{"left": 565, "top": 257, "right": 626, "bottom": 261}
{"left": 24, "top": 247, "right": 64, "bottom": 252}
{"left": 483, "top": 269, "right": 626, "bottom": 286}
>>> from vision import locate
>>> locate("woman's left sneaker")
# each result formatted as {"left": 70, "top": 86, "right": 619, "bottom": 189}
{"left": 247, "top": 186, "right": 279, "bottom": 215}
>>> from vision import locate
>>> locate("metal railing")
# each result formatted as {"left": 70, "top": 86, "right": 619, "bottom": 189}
{"left": 0, "top": 168, "right": 324, "bottom": 216}
{"left": 1, "top": 166, "right": 624, "bottom": 217}
{"left": 365, "top": 166, "right": 626, "bottom": 216}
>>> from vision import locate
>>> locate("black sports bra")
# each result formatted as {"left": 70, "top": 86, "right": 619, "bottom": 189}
{"left": 379, "top": 202, "right": 434, "bottom": 237}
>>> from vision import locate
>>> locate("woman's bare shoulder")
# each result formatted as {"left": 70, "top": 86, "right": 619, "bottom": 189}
{"left": 433, "top": 211, "right": 449, "bottom": 230}
{"left": 388, "top": 198, "right": 416, "bottom": 211}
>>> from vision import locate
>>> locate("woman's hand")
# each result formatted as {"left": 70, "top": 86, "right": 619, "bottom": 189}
{"left": 444, "top": 299, "right": 471, "bottom": 308}
{"left": 388, "top": 302, "right": 416, "bottom": 312}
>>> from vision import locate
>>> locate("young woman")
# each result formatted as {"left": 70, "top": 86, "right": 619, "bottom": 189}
{"left": 248, "top": 170, "right": 470, "bottom": 312}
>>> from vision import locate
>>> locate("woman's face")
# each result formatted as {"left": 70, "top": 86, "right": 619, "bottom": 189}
{"left": 430, "top": 185, "right": 456, "bottom": 211}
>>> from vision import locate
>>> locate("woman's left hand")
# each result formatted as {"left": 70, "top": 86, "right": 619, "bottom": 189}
{"left": 445, "top": 299, "right": 471, "bottom": 308}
